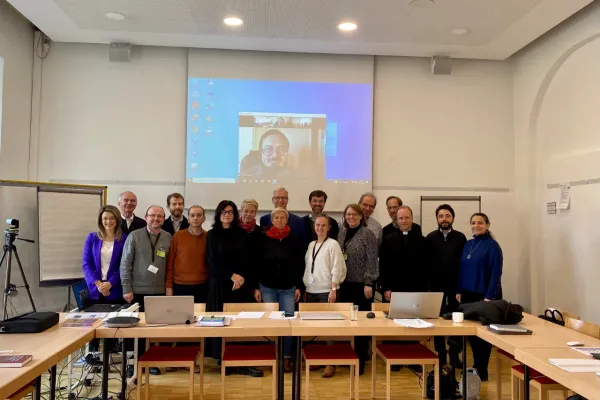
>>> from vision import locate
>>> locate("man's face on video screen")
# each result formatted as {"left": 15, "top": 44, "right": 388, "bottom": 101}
{"left": 261, "top": 134, "right": 289, "bottom": 168}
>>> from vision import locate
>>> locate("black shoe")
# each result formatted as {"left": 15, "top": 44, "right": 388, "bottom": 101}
{"left": 475, "top": 368, "right": 488, "bottom": 381}
{"left": 391, "top": 365, "right": 402, "bottom": 372}
{"left": 149, "top": 367, "right": 161, "bottom": 375}
{"left": 126, "top": 365, "right": 134, "bottom": 378}
{"left": 237, "top": 366, "right": 264, "bottom": 377}
{"left": 408, "top": 365, "right": 423, "bottom": 374}
{"left": 359, "top": 360, "right": 365, "bottom": 376}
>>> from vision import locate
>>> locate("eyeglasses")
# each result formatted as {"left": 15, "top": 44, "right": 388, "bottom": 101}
{"left": 273, "top": 196, "right": 288, "bottom": 201}
{"left": 220, "top": 210, "right": 234, "bottom": 216}
{"left": 262, "top": 147, "right": 289, "bottom": 157}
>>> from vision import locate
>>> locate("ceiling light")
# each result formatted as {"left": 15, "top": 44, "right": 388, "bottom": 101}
{"left": 338, "top": 22, "right": 358, "bottom": 32}
{"left": 409, "top": 0, "right": 435, "bottom": 8}
{"left": 451, "top": 27, "right": 470, "bottom": 35}
{"left": 105, "top": 12, "right": 126, "bottom": 21}
{"left": 224, "top": 17, "right": 244, "bottom": 26}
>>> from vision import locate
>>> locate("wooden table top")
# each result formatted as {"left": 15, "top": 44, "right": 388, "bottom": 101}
{"left": 477, "top": 314, "right": 600, "bottom": 355}
{"left": 0, "top": 321, "right": 97, "bottom": 399}
{"left": 94, "top": 312, "right": 291, "bottom": 338}
{"left": 515, "top": 346, "right": 600, "bottom": 400}
{"left": 289, "top": 311, "right": 479, "bottom": 336}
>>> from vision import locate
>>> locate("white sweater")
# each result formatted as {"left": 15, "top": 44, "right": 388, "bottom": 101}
{"left": 303, "top": 239, "right": 347, "bottom": 294}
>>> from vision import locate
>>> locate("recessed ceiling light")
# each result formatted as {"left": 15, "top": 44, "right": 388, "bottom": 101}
{"left": 224, "top": 17, "right": 244, "bottom": 26}
{"left": 105, "top": 12, "right": 126, "bottom": 21}
{"left": 338, "top": 22, "right": 358, "bottom": 32}
{"left": 451, "top": 27, "right": 470, "bottom": 35}
{"left": 409, "top": 0, "right": 435, "bottom": 8}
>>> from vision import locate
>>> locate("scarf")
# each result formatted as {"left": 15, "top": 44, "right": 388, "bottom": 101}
{"left": 239, "top": 217, "right": 257, "bottom": 233}
{"left": 266, "top": 225, "right": 291, "bottom": 240}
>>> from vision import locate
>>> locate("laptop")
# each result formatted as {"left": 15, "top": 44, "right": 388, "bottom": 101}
{"left": 385, "top": 292, "right": 444, "bottom": 319}
{"left": 71, "top": 280, "right": 124, "bottom": 313}
{"left": 299, "top": 312, "right": 345, "bottom": 320}
{"left": 145, "top": 296, "right": 195, "bottom": 325}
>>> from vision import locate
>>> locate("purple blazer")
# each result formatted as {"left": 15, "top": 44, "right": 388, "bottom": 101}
{"left": 81, "top": 232, "right": 127, "bottom": 301}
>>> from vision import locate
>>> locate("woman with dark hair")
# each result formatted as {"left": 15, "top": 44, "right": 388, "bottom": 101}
{"left": 206, "top": 200, "right": 252, "bottom": 308}
{"left": 456, "top": 212, "right": 503, "bottom": 381}
{"left": 337, "top": 203, "right": 378, "bottom": 375}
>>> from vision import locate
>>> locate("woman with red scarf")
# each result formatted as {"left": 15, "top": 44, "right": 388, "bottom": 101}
{"left": 254, "top": 207, "right": 305, "bottom": 372}
{"left": 239, "top": 199, "right": 262, "bottom": 238}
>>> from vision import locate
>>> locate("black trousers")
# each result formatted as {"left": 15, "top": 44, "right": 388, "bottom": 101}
{"left": 434, "top": 294, "right": 461, "bottom": 364}
{"left": 461, "top": 291, "right": 492, "bottom": 376}
{"left": 173, "top": 282, "right": 209, "bottom": 304}
{"left": 89, "top": 293, "right": 124, "bottom": 353}
{"left": 339, "top": 282, "right": 373, "bottom": 365}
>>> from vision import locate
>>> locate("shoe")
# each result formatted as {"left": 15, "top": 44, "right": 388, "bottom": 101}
{"left": 237, "top": 366, "right": 264, "bottom": 377}
{"left": 284, "top": 359, "right": 293, "bottom": 373}
{"left": 322, "top": 366, "right": 336, "bottom": 378}
{"left": 309, "top": 365, "right": 321, "bottom": 372}
{"left": 391, "top": 365, "right": 402, "bottom": 372}
{"left": 359, "top": 360, "right": 365, "bottom": 376}
{"left": 149, "top": 367, "right": 161, "bottom": 375}
{"left": 475, "top": 368, "right": 488, "bottom": 381}
{"left": 165, "top": 367, "right": 178, "bottom": 372}
{"left": 408, "top": 365, "right": 423, "bottom": 374}
{"left": 126, "top": 365, "right": 133, "bottom": 378}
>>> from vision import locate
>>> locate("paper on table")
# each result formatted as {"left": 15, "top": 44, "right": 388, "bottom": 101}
{"left": 561, "top": 366, "right": 600, "bottom": 373}
{"left": 393, "top": 319, "right": 435, "bottom": 328}
{"left": 103, "top": 312, "right": 139, "bottom": 321}
{"left": 269, "top": 311, "right": 297, "bottom": 320}
{"left": 549, "top": 358, "right": 600, "bottom": 372}
{"left": 236, "top": 312, "right": 265, "bottom": 319}
{"left": 571, "top": 347, "right": 600, "bottom": 356}
{"left": 65, "top": 313, "right": 108, "bottom": 319}
{"left": 198, "top": 314, "right": 237, "bottom": 320}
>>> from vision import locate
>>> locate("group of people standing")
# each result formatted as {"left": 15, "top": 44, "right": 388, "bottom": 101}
{"left": 81, "top": 187, "right": 503, "bottom": 381}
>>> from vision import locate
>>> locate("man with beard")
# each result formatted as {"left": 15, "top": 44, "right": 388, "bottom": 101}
{"left": 426, "top": 204, "right": 466, "bottom": 368}
{"left": 358, "top": 192, "right": 383, "bottom": 245}
{"left": 118, "top": 191, "right": 146, "bottom": 234}
{"left": 238, "top": 129, "right": 294, "bottom": 179}
{"left": 162, "top": 193, "right": 190, "bottom": 235}
{"left": 301, "top": 190, "right": 339, "bottom": 249}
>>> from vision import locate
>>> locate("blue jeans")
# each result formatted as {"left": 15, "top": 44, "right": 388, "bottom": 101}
{"left": 260, "top": 284, "right": 295, "bottom": 358}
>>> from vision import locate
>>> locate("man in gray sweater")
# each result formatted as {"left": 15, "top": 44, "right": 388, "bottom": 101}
{"left": 120, "top": 205, "right": 171, "bottom": 375}
{"left": 121, "top": 205, "right": 172, "bottom": 306}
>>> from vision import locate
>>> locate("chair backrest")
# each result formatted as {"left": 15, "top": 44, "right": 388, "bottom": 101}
{"left": 372, "top": 302, "right": 389, "bottom": 312}
{"left": 299, "top": 303, "right": 353, "bottom": 312}
{"left": 194, "top": 303, "right": 206, "bottom": 313}
{"left": 565, "top": 317, "right": 600, "bottom": 339}
{"left": 224, "top": 303, "right": 279, "bottom": 313}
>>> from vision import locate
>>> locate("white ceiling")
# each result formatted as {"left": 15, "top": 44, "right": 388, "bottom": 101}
{"left": 7, "top": 0, "right": 595, "bottom": 60}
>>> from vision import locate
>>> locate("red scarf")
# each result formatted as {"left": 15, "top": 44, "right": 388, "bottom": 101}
{"left": 239, "top": 217, "right": 257, "bottom": 233}
{"left": 266, "top": 225, "right": 291, "bottom": 240}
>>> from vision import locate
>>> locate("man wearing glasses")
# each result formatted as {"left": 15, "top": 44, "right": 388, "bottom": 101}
{"left": 238, "top": 129, "right": 294, "bottom": 179}
{"left": 259, "top": 187, "right": 305, "bottom": 240}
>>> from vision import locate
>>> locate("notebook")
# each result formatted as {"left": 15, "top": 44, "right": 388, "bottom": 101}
{"left": 487, "top": 324, "right": 532, "bottom": 335}
{"left": 0, "top": 355, "right": 32, "bottom": 368}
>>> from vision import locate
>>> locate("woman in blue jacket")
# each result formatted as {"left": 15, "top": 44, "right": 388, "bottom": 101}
{"left": 82, "top": 205, "right": 127, "bottom": 304}
{"left": 456, "top": 212, "right": 503, "bottom": 381}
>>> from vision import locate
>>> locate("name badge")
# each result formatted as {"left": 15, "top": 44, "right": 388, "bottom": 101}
{"left": 343, "top": 253, "right": 348, "bottom": 261}
{"left": 148, "top": 264, "right": 159, "bottom": 274}
{"left": 156, "top": 250, "right": 166, "bottom": 258}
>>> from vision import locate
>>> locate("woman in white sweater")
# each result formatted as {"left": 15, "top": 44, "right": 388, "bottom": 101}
{"left": 303, "top": 214, "right": 347, "bottom": 378}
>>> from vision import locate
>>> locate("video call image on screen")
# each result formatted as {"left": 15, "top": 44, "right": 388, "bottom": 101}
{"left": 185, "top": 78, "right": 373, "bottom": 209}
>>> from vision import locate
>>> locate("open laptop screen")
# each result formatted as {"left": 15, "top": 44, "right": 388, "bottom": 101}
{"left": 71, "top": 280, "right": 91, "bottom": 309}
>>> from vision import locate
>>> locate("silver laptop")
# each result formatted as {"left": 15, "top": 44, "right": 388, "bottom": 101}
{"left": 386, "top": 292, "right": 444, "bottom": 319}
{"left": 144, "top": 296, "right": 195, "bottom": 325}
{"left": 300, "top": 312, "right": 345, "bottom": 320}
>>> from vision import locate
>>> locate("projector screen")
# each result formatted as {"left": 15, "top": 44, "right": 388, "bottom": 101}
{"left": 185, "top": 50, "right": 374, "bottom": 212}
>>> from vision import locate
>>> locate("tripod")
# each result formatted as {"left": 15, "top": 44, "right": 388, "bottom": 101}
{"left": 0, "top": 229, "right": 36, "bottom": 321}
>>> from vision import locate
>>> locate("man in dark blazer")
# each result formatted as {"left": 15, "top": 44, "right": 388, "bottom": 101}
{"left": 162, "top": 193, "right": 190, "bottom": 235}
{"left": 300, "top": 189, "right": 339, "bottom": 250}
{"left": 118, "top": 191, "right": 146, "bottom": 234}
{"left": 382, "top": 196, "right": 422, "bottom": 238}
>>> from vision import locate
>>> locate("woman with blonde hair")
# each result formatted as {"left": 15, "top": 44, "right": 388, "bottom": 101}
{"left": 82, "top": 204, "right": 127, "bottom": 303}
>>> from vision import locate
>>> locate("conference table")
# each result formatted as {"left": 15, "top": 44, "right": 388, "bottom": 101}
{"left": 0, "top": 319, "right": 97, "bottom": 400}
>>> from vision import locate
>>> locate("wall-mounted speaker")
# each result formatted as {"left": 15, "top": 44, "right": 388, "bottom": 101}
{"left": 431, "top": 56, "right": 452, "bottom": 75}
{"left": 109, "top": 43, "right": 131, "bottom": 62}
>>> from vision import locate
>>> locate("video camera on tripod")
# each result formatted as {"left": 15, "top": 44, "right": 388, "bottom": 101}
{"left": 1, "top": 218, "right": 36, "bottom": 321}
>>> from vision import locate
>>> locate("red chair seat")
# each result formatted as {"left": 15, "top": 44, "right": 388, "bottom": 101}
{"left": 140, "top": 346, "right": 199, "bottom": 362}
{"left": 376, "top": 344, "right": 437, "bottom": 360}
{"left": 512, "top": 364, "right": 558, "bottom": 384}
{"left": 497, "top": 348, "right": 516, "bottom": 360}
{"left": 303, "top": 344, "right": 358, "bottom": 360}
{"left": 223, "top": 344, "right": 276, "bottom": 361}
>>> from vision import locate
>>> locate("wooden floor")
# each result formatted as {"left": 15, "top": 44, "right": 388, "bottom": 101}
{"left": 45, "top": 347, "right": 568, "bottom": 399}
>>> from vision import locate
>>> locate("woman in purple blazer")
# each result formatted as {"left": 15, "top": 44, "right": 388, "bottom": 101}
{"left": 82, "top": 205, "right": 127, "bottom": 303}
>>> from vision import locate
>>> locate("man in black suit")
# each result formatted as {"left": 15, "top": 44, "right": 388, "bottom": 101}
{"left": 118, "top": 191, "right": 146, "bottom": 234}
{"left": 162, "top": 193, "right": 190, "bottom": 235}
{"left": 300, "top": 190, "right": 339, "bottom": 250}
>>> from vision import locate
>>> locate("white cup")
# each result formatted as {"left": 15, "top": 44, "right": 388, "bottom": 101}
{"left": 452, "top": 312, "right": 464, "bottom": 323}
